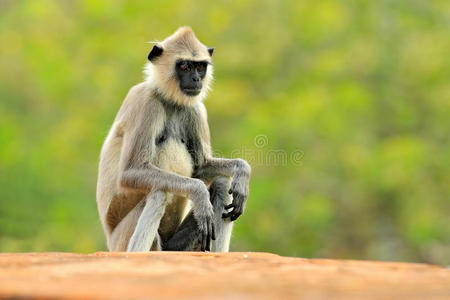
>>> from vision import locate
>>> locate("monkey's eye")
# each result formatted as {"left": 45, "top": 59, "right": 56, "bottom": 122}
{"left": 196, "top": 64, "right": 206, "bottom": 72}
{"left": 179, "top": 62, "right": 189, "bottom": 71}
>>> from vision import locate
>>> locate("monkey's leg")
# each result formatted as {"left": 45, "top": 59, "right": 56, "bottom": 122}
{"left": 108, "top": 199, "right": 162, "bottom": 251}
{"left": 162, "top": 176, "right": 233, "bottom": 252}
{"left": 109, "top": 200, "right": 144, "bottom": 251}
{"left": 127, "top": 189, "right": 166, "bottom": 252}
{"left": 209, "top": 176, "right": 234, "bottom": 252}
{"left": 160, "top": 211, "right": 202, "bottom": 251}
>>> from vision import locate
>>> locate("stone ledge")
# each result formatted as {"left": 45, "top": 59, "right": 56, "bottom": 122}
{"left": 0, "top": 252, "right": 448, "bottom": 299}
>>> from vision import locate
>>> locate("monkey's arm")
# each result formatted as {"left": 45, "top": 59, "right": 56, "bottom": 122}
{"left": 121, "top": 166, "right": 204, "bottom": 198}
{"left": 194, "top": 158, "right": 250, "bottom": 181}
{"left": 194, "top": 157, "right": 251, "bottom": 221}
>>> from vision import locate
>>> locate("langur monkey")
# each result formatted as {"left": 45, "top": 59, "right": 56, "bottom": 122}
{"left": 96, "top": 27, "right": 251, "bottom": 252}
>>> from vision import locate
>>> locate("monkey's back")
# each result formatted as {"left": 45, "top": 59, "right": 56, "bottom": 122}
{"left": 96, "top": 83, "right": 158, "bottom": 243}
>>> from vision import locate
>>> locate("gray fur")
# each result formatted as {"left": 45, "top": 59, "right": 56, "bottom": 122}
{"left": 96, "top": 27, "right": 251, "bottom": 253}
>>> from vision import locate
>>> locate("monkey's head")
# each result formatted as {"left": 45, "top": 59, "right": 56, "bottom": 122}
{"left": 144, "top": 27, "right": 214, "bottom": 106}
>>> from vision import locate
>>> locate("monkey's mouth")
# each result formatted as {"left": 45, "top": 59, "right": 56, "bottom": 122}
{"left": 182, "top": 88, "right": 201, "bottom": 96}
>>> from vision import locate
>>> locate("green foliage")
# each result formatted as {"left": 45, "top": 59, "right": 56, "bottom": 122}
{"left": 0, "top": 0, "right": 448, "bottom": 264}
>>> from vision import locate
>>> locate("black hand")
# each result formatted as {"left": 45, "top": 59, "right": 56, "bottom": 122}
{"left": 222, "top": 190, "right": 246, "bottom": 221}
{"left": 200, "top": 216, "right": 215, "bottom": 251}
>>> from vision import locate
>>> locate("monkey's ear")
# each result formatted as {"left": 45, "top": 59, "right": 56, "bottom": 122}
{"left": 148, "top": 45, "right": 163, "bottom": 61}
{"left": 208, "top": 47, "right": 214, "bottom": 57}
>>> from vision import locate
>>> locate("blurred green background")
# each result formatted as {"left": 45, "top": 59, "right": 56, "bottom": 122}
{"left": 0, "top": 0, "right": 449, "bottom": 265}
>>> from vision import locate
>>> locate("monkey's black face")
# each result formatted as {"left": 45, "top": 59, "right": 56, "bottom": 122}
{"left": 175, "top": 60, "right": 208, "bottom": 96}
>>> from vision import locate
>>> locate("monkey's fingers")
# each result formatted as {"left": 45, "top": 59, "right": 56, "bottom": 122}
{"left": 200, "top": 223, "right": 207, "bottom": 251}
{"left": 205, "top": 222, "right": 211, "bottom": 252}
{"left": 230, "top": 211, "right": 242, "bottom": 221}
{"left": 222, "top": 211, "right": 234, "bottom": 219}
{"left": 227, "top": 201, "right": 243, "bottom": 221}
{"left": 224, "top": 204, "right": 235, "bottom": 209}
{"left": 198, "top": 222, "right": 206, "bottom": 251}
{"left": 211, "top": 222, "right": 216, "bottom": 241}
{"left": 223, "top": 198, "right": 240, "bottom": 219}
{"left": 208, "top": 219, "right": 215, "bottom": 249}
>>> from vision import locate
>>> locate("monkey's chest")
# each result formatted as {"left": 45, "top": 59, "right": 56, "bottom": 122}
{"left": 152, "top": 107, "right": 200, "bottom": 176}
{"left": 153, "top": 138, "right": 193, "bottom": 177}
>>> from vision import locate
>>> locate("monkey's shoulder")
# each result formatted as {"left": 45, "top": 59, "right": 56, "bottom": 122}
{"left": 120, "top": 82, "right": 152, "bottom": 110}
{"left": 115, "top": 83, "right": 165, "bottom": 126}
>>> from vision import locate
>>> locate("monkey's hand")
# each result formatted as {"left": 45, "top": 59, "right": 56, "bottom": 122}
{"left": 190, "top": 179, "right": 216, "bottom": 251}
{"left": 223, "top": 159, "right": 251, "bottom": 222}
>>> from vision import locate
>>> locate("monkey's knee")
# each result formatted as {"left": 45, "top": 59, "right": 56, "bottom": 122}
{"left": 210, "top": 176, "right": 231, "bottom": 191}
{"left": 209, "top": 176, "right": 232, "bottom": 224}
{"left": 209, "top": 176, "right": 232, "bottom": 207}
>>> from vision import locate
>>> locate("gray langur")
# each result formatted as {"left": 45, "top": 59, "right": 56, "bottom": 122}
{"left": 96, "top": 27, "right": 251, "bottom": 252}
